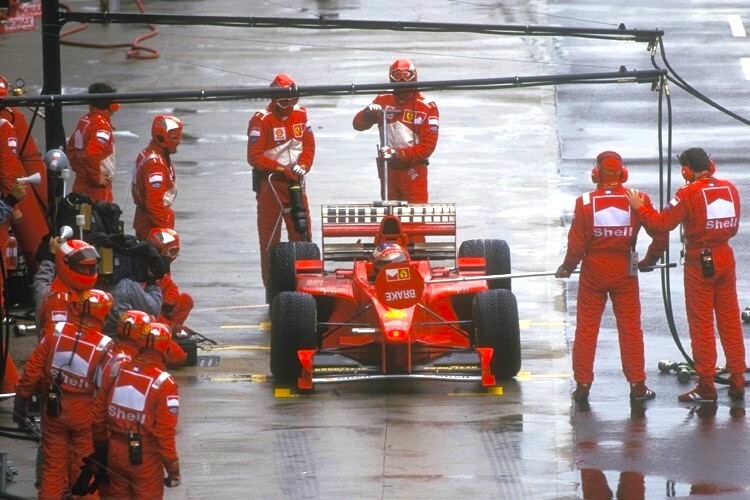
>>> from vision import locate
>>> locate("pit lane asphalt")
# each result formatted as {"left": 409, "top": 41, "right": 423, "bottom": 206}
{"left": 1, "top": 0, "right": 749, "bottom": 498}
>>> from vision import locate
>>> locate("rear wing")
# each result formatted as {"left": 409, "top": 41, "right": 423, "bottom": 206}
{"left": 321, "top": 202, "right": 456, "bottom": 263}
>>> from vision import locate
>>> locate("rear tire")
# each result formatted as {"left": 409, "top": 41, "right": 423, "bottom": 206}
{"left": 266, "top": 241, "right": 321, "bottom": 304}
{"left": 473, "top": 289, "right": 521, "bottom": 379}
{"left": 458, "top": 239, "right": 511, "bottom": 290}
{"left": 270, "top": 291, "right": 317, "bottom": 384}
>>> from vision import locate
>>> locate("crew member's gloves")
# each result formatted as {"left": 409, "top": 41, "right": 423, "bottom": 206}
{"left": 12, "top": 395, "right": 28, "bottom": 426}
{"left": 555, "top": 265, "right": 571, "bottom": 279}
{"left": 292, "top": 164, "right": 307, "bottom": 177}
{"left": 164, "top": 469, "right": 181, "bottom": 488}
{"left": 366, "top": 103, "right": 382, "bottom": 117}
{"left": 638, "top": 257, "right": 659, "bottom": 273}
{"left": 72, "top": 441, "right": 108, "bottom": 495}
{"left": 279, "top": 165, "right": 298, "bottom": 183}
{"left": 380, "top": 146, "right": 397, "bottom": 159}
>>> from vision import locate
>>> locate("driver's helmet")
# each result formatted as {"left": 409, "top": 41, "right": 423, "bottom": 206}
{"left": 372, "top": 242, "right": 408, "bottom": 272}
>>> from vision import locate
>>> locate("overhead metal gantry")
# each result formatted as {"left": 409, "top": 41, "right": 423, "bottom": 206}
{"left": 19, "top": 0, "right": 664, "bottom": 150}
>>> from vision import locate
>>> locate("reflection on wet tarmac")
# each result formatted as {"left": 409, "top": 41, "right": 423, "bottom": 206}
{"left": 572, "top": 403, "right": 748, "bottom": 498}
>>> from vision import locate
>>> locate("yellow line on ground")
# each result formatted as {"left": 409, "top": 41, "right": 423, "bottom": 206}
{"left": 516, "top": 371, "right": 571, "bottom": 380}
{"left": 193, "top": 304, "right": 269, "bottom": 312}
{"left": 208, "top": 345, "right": 269, "bottom": 352}
{"left": 273, "top": 388, "right": 330, "bottom": 399}
{"left": 208, "top": 374, "right": 268, "bottom": 383}
{"left": 519, "top": 320, "right": 567, "bottom": 329}
{"left": 220, "top": 322, "right": 271, "bottom": 331}
{"left": 448, "top": 386, "right": 504, "bottom": 396}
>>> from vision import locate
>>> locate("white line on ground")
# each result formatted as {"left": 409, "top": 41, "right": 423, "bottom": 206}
{"left": 727, "top": 15, "right": 746, "bottom": 37}
{"left": 741, "top": 58, "right": 750, "bottom": 80}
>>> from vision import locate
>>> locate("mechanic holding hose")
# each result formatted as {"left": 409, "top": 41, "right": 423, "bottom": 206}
{"left": 556, "top": 151, "right": 668, "bottom": 405}
{"left": 626, "top": 147, "right": 746, "bottom": 403}
{"left": 247, "top": 73, "right": 315, "bottom": 287}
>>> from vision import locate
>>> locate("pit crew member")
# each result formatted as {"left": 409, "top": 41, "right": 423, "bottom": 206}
{"left": 626, "top": 147, "right": 745, "bottom": 403}
{"left": 92, "top": 321, "right": 181, "bottom": 499}
{"left": 556, "top": 151, "right": 668, "bottom": 404}
{"left": 132, "top": 115, "right": 183, "bottom": 240}
{"left": 67, "top": 82, "right": 119, "bottom": 202}
{"left": 353, "top": 59, "right": 439, "bottom": 203}
{"left": 247, "top": 73, "right": 315, "bottom": 286}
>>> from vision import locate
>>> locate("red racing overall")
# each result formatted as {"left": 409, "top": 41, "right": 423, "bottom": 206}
{"left": 561, "top": 185, "right": 667, "bottom": 385}
{"left": 37, "top": 276, "right": 79, "bottom": 339}
{"left": 247, "top": 103, "right": 315, "bottom": 285}
{"left": 93, "top": 351, "right": 180, "bottom": 500}
{"left": 15, "top": 321, "right": 114, "bottom": 499}
{"left": 131, "top": 143, "right": 177, "bottom": 241}
{"left": 635, "top": 176, "right": 746, "bottom": 391}
{"left": 0, "top": 107, "right": 49, "bottom": 266}
{"left": 67, "top": 109, "right": 116, "bottom": 202}
{"left": 353, "top": 92, "right": 439, "bottom": 203}
{"left": 157, "top": 272, "right": 193, "bottom": 335}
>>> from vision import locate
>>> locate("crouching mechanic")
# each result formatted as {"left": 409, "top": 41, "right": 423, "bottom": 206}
{"left": 148, "top": 227, "right": 193, "bottom": 335}
{"left": 247, "top": 73, "right": 315, "bottom": 287}
{"left": 91, "top": 321, "right": 181, "bottom": 499}
{"left": 556, "top": 151, "right": 668, "bottom": 404}
{"left": 13, "top": 290, "right": 115, "bottom": 499}
{"left": 98, "top": 241, "right": 188, "bottom": 369}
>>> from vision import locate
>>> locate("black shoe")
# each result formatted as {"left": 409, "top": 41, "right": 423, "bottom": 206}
{"left": 573, "top": 383, "right": 590, "bottom": 404}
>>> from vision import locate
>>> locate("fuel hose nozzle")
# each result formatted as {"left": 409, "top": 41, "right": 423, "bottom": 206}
{"left": 289, "top": 183, "right": 309, "bottom": 241}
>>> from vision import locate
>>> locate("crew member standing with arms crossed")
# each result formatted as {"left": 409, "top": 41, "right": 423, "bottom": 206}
{"left": 67, "top": 82, "right": 119, "bottom": 203}
{"left": 247, "top": 73, "right": 315, "bottom": 288}
{"left": 626, "top": 147, "right": 746, "bottom": 403}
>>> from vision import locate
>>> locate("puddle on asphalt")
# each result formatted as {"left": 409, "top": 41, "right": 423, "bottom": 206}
{"left": 560, "top": 469, "right": 748, "bottom": 498}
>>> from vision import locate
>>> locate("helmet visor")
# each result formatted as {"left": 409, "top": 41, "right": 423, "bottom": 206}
{"left": 165, "top": 246, "right": 180, "bottom": 259}
{"left": 68, "top": 247, "right": 100, "bottom": 276}
{"left": 390, "top": 69, "right": 416, "bottom": 82}
{"left": 274, "top": 97, "right": 297, "bottom": 109}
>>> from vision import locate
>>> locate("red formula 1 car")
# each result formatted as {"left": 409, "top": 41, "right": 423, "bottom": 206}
{"left": 267, "top": 202, "right": 521, "bottom": 390}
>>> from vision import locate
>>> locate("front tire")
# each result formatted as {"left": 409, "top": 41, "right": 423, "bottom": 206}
{"left": 473, "top": 289, "right": 521, "bottom": 379}
{"left": 270, "top": 291, "right": 317, "bottom": 384}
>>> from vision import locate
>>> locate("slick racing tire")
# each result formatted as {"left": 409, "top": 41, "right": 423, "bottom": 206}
{"left": 473, "top": 289, "right": 521, "bottom": 380}
{"left": 266, "top": 241, "right": 321, "bottom": 304}
{"left": 270, "top": 291, "right": 317, "bottom": 384}
{"left": 459, "top": 239, "right": 512, "bottom": 291}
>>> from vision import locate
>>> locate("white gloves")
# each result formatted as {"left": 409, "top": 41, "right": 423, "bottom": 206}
{"left": 292, "top": 164, "right": 307, "bottom": 176}
{"left": 380, "top": 146, "right": 397, "bottom": 159}
{"left": 366, "top": 103, "right": 383, "bottom": 116}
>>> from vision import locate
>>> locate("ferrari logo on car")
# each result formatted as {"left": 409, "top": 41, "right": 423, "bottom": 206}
{"left": 385, "top": 267, "right": 410, "bottom": 281}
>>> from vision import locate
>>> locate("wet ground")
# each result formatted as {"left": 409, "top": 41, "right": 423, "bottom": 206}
{"left": 1, "top": 0, "right": 749, "bottom": 498}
